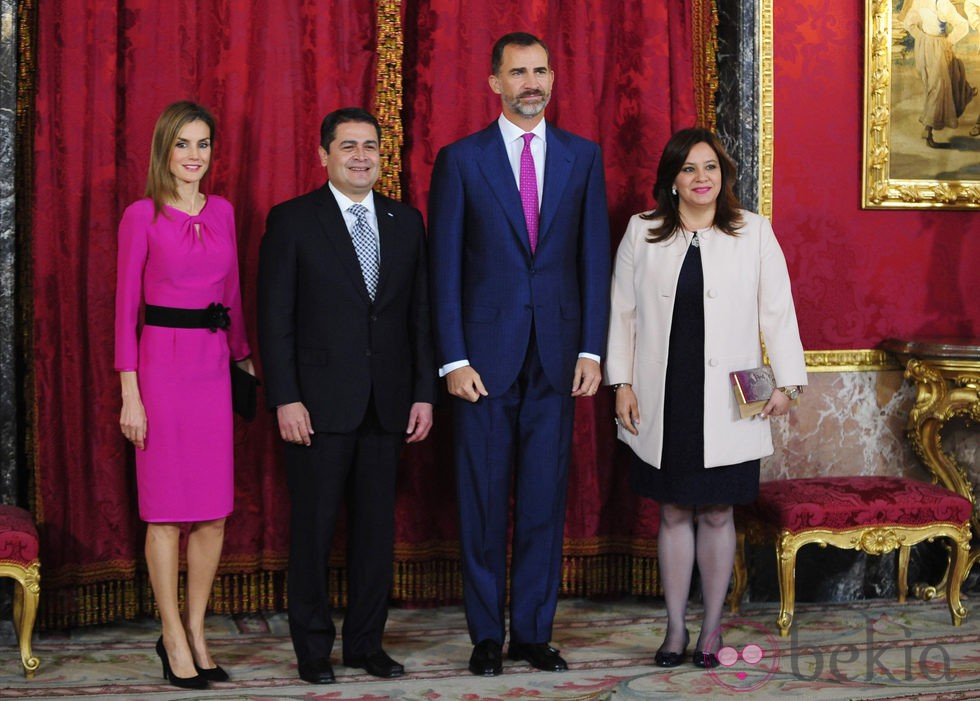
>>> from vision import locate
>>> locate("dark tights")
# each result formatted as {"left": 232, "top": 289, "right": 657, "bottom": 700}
{"left": 657, "top": 503, "right": 735, "bottom": 654}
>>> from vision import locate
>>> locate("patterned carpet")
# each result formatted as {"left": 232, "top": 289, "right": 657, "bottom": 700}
{"left": 2, "top": 597, "right": 979, "bottom": 700}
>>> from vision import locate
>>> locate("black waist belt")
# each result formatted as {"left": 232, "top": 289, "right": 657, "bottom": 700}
{"left": 144, "top": 303, "right": 231, "bottom": 333}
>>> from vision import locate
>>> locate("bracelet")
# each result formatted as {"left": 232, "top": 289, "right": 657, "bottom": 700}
{"left": 611, "top": 383, "right": 632, "bottom": 392}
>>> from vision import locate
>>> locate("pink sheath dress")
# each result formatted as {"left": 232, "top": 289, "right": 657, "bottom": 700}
{"left": 114, "top": 196, "right": 250, "bottom": 522}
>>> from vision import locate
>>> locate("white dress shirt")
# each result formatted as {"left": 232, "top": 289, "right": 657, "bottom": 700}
{"left": 497, "top": 113, "right": 546, "bottom": 208}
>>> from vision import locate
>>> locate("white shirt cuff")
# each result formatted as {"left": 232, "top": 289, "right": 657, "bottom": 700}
{"left": 439, "top": 359, "right": 470, "bottom": 377}
{"left": 441, "top": 354, "right": 598, "bottom": 377}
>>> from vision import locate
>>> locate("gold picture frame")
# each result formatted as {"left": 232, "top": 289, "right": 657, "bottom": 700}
{"left": 759, "top": 0, "right": 774, "bottom": 219}
{"left": 863, "top": 0, "right": 980, "bottom": 209}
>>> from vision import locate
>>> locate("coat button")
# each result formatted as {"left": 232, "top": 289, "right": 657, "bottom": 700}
{"left": 708, "top": 358, "right": 719, "bottom": 367}
{"left": 707, "top": 289, "right": 718, "bottom": 298}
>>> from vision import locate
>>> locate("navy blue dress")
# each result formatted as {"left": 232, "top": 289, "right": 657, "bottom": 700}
{"left": 631, "top": 233, "right": 760, "bottom": 506}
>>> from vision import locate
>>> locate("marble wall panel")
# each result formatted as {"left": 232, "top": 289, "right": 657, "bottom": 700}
{"left": 0, "top": 0, "right": 16, "bottom": 504}
{"left": 715, "top": 0, "right": 759, "bottom": 212}
{"left": 765, "top": 370, "right": 927, "bottom": 481}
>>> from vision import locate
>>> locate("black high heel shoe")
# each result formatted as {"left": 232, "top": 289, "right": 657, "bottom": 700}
{"left": 156, "top": 636, "right": 208, "bottom": 689}
{"left": 654, "top": 629, "right": 689, "bottom": 668}
{"left": 194, "top": 662, "right": 230, "bottom": 682}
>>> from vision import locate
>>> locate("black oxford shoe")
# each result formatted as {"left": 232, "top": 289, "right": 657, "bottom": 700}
{"left": 345, "top": 649, "right": 405, "bottom": 678}
{"left": 507, "top": 642, "right": 568, "bottom": 672}
{"left": 469, "top": 639, "right": 503, "bottom": 676}
{"left": 298, "top": 659, "right": 335, "bottom": 684}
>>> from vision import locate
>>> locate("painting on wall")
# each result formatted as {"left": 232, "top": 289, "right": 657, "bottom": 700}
{"left": 863, "top": 0, "right": 980, "bottom": 209}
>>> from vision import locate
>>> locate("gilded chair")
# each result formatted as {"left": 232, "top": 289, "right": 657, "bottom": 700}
{"left": 731, "top": 476, "right": 972, "bottom": 637}
{"left": 0, "top": 505, "right": 41, "bottom": 677}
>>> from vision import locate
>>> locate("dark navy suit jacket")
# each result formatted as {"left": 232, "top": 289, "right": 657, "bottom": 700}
{"left": 428, "top": 121, "right": 610, "bottom": 394}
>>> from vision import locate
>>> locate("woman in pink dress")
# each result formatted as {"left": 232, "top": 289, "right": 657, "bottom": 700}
{"left": 115, "top": 101, "right": 253, "bottom": 689}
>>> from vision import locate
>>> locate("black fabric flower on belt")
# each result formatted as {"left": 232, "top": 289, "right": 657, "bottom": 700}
{"left": 206, "top": 302, "right": 232, "bottom": 332}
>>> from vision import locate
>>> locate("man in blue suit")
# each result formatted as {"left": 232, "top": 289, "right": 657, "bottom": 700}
{"left": 428, "top": 32, "right": 610, "bottom": 676}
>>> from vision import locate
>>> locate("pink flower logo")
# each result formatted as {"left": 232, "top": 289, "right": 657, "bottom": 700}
{"left": 705, "top": 620, "right": 781, "bottom": 692}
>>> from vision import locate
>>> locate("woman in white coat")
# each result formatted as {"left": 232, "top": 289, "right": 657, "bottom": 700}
{"left": 605, "top": 128, "right": 806, "bottom": 668}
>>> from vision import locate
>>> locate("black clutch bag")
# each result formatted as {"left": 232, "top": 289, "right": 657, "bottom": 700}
{"left": 231, "top": 363, "right": 260, "bottom": 421}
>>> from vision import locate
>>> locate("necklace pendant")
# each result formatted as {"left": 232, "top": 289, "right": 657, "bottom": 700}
{"left": 690, "top": 233, "right": 700, "bottom": 248}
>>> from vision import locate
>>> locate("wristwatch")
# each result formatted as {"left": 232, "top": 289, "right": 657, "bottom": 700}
{"left": 778, "top": 385, "right": 801, "bottom": 400}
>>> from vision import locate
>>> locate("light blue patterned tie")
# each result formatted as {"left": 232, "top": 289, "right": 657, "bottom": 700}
{"left": 348, "top": 203, "right": 379, "bottom": 301}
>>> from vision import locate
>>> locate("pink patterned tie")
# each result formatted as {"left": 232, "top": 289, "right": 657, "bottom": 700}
{"left": 519, "top": 132, "right": 539, "bottom": 253}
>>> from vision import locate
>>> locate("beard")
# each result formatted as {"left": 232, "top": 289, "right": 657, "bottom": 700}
{"left": 505, "top": 90, "right": 551, "bottom": 117}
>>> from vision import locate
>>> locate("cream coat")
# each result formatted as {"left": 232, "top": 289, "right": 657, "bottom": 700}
{"left": 605, "top": 210, "right": 806, "bottom": 468}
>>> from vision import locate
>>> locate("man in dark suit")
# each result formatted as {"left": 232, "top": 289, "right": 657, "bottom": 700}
{"left": 428, "top": 33, "right": 610, "bottom": 676}
{"left": 258, "top": 108, "right": 435, "bottom": 684}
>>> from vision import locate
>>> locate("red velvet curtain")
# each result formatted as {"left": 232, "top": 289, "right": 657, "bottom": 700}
{"left": 30, "top": 0, "right": 704, "bottom": 626}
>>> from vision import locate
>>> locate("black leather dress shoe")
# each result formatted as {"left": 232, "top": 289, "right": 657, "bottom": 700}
{"left": 345, "top": 649, "right": 405, "bottom": 678}
{"left": 298, "top": 659, "right": 336, "bottom": 684}
{"left": 468, "top": 639, "right": 503, "bottom": 676}
{"left": 507, "top": 642, "right": 568, "bottom": 672}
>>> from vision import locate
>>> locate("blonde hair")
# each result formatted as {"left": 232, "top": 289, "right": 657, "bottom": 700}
{"left": 144, "top": 101, "right": 215, "bottom": 219}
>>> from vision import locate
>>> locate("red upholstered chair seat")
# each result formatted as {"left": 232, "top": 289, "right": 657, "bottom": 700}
{"left": 746, "top": 476, "right": 972, "bottom": 533}
{"left": 0, "top": 504, "right": 41, "bottom": 678}
{"left": 730, "top": 476, "right": 972, "bottom": 637}
{"left": 0, "top": 505, "right": 40, "bottom": 563}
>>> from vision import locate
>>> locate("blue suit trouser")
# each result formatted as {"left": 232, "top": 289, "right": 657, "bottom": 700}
{"left": 453, "top": 330, "right": 575, "bottom": 645}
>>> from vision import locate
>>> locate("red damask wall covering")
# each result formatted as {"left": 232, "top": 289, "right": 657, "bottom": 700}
{"left": 773, "top": 1, "right": 978, "bottom": 350}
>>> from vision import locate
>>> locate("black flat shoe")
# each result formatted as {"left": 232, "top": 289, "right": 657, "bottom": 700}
{"left": 654, "top": 629, "right": 689, "bottom": 668}
{"left": 345, "top": 649, "right": 405, "bottom": 678}
{"left": 469, "top": 639, "right": 503, "bottom": 676}
{"left": 194, "top": 662, "right": 229, "bottom": 682}
{"left": 693, "top": 649, "right": 719, "bottom": 668}
{"left": 155, "top": 636, "right": 208, "bottom": 690}
{"left": 693, "top": 634, "right": 722, "bottom": 669}
{"left": 507, "top": 642, "right": 568, "bottom": 672}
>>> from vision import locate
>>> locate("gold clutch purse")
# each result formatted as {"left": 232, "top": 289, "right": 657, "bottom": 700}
{"left": 730, "top": 365, "right": 796, "bottom": 419}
